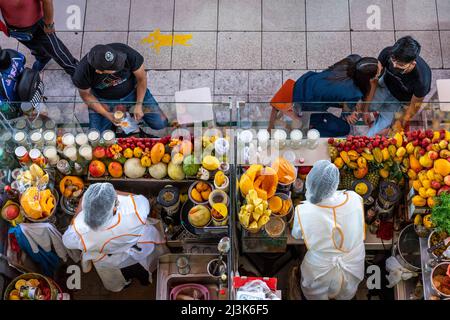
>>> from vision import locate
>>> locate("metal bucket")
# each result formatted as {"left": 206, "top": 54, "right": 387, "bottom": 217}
{"left": 394, "top": 224, "right": 421, "bottom": 273}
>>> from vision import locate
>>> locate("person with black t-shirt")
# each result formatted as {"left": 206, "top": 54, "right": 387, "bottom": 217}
{"left": 72, "top": 43, "right": 169, "bottom": 132}
{"left": 365, "top": 36, "right": 431, "bottom": 136}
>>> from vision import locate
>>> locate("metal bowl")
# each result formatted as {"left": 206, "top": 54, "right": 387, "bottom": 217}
{"left": 430, "top": 262, "right": 450, "bottom": 298}
{"left": 188, "top": 181, "right": 214, "bottom": 205}
{"left": 428, "top": 230, "right": 450, "bottom": 262}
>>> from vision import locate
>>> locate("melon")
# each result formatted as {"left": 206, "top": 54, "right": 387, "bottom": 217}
{"left": 124, "top": 158, "right": 146, "bottom": 178}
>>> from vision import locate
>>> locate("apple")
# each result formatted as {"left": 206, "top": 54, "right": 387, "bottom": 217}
{"left": 2, "top": 204, "right": 19, "bottom": 220}
{"left": 89, "top": 160, "right": 106, "bottom": 178}
{"left": 426, "top": 129, "right": 434, "bottom": 138}
{"left": 419, "top": 132, "right": 426, "bottom": 140}
{"left": 412, "top": 140, "right": 419, "bottom": 147}
{"left": 421, "top": 138, "right": 431, "bottom": 148}
{"left": 438, "top": 186, "right": 450, "bottom": 196}
{"left": 419, "top": 149, "right": 426, "bottom": 156}
{"left": 428, "top": 151, "right": 439, "bottom": 160}
{"left": 444, "top": 175, "right": 450, "bottom": 187}
{"left": 439, "top": 140, "right": 448, "bottom": 150}
{"left": 93, "top": 146, "right": 106, "bottom": 159}
{"left": 431, "top": 181, "right": 442, "bottom": 190}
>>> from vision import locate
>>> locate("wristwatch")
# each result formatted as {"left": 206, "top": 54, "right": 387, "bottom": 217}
{"left": 45, "top": 22, "right": 55, "bottom": 29}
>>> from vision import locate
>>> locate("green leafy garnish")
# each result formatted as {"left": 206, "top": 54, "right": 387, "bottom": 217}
{"left": 432, "top": 192, "right": 450, "bottom": 234}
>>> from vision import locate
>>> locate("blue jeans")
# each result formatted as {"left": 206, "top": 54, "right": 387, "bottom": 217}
{"left": 367, "top": 76, "right": 405, "bottom": 136}
{"left": 89, "top": 88, "right": 169, "bottom": 133}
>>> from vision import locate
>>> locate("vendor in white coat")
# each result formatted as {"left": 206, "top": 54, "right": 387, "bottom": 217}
{"left": 63, "top": 183, "right": 167, "bottom": 292}
{"left": 292, "top": 160, "right": 366, "bottom": 300}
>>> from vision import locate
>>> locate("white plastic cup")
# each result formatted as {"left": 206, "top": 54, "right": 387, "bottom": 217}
{"left": 63, "top": 145, "right": 78, "bottom": 161}
{"left": 75, "top": 133, "right": 88, "bottom": 146}
{"left": 43, "top": 130, "right": 56, "bottom": 146}
{"left": 79, "top": 144, "right": 93, "bottom": 161}
{"left": 273, "top": 129, "right": 287, "bottom": 149}
{"left": 43, "top": 146, "right": 59, "bottom": 165}
{"left": 306, "top": 129, "right": 320, "bottom": 150}
{"left": 88, "top": 129, "right": 100, "bottom": 147}
{"left": 62, "top": 133, "right": 75, "bottom": 147}
{"left": 290, "top": 129, "right": 303, "bottom": 149}
{"left": 257, "top": 129, "right": 270, "bottom": 149}
{"left": 102, "top": 130, "right": 115, "bottom": 146}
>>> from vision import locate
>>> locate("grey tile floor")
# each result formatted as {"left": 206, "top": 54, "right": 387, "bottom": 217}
{"left": 1, "top": 0, "right": 449, "bottom": 124}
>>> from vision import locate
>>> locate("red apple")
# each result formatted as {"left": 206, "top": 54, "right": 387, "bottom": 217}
{"left": 426, "top": 145, "right": 433, "bottom": 152}
{"left": 438, "top": 186, "right": 450, "bottom": 196}
{"left": 93, "top": 146, "right": 106, "bottom": 159}
{"left": 428, "top": 151, "right": 439, "bottom": 160}
{"left": 419, "top": 132, "right": 426, "bottom": 140}
{"left": 89, "top": 160, "right": 106, "bottom": 178}
{"left": 445, "top": 175, "right": 450, "bottom": 187}
{"left": 419, "top": 149, "right": 426, "bottom": 156}
{"left": 3, "top": 204, "right": 19, "bottom": 220}
{"left": 426, "top": 129, "right": 434, "bottom": 138}
{"left": 431, "top": 181, "right": 441, "bottom": 190}
{"left": 421, "top": 138, "right": 431, "bottom": 147}
{"left": 412, "top": 140, "right": 419, "bottom": 146}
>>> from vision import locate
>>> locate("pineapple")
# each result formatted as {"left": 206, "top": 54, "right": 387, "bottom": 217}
{"left": 366, "top": 168, "right": 380, "bottom": 190}
{"left": 339, "top": 169, "right": 354, "bottom": 190}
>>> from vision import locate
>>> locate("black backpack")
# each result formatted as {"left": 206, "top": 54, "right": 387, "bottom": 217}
{"left": 16, "top": 68, "right": 44, "bottom": 107}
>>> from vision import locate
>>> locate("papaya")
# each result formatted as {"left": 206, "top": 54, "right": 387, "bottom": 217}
{"left": 272, "top": 157, "right": 296, "bottom": 184}
{"left": 268, "top": 196, "right": 283, "bottom": 213}
{"left": 162, "top": 153, "right": 171, "bottom": 164}
{"left": 354, "top": 167, "right": 368, "bottom": 179}
{"left": 340, "top": 151, "right": 351, "bottom": 165}
{"left": 150, "top": 143, "right": 165, "bottom": 164}
{"left": 412, "top": 195, "right": 426, "bottom": 207}
{"left": 348, "top": 150, "right": 359, "bottom": 161}
{"left": 373, "top": 147, "right": 383, "bottom": 163}
{"left": 191, "top": 188, "right": 203, "bottom": 203}
{"left": 409, "top": 155, "right": 422, "bottom": 172}
{"left": 357, "top": 157, "right": 367, "bottom": 169}
{"left": 253, "top": 167, "right": 278, "bottom": 200}
{"left": 361, "top": 153, "right": 374, "bottom": 162}
{"left": 347, "top": 161, "right": 358, "bottom": 170}
{"left": 434, "top": 159, "right": 450, "bottom": 177}
{"left": 59, "top": 176, "right": 84, "bottom": 198}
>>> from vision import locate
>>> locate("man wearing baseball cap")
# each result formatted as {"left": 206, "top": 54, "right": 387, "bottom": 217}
{"left": 72, "top": 43, "right": 168, "bottom": 132}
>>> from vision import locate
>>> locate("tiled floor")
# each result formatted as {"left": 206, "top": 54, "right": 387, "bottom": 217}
{"left": 1, "top": 0, "right": 449, "bottom": 124}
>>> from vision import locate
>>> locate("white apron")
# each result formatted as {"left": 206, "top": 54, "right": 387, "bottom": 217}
{"left": 72, "top": 195, "right": 167, "bottom": 292}
{"left": 294, "top": 191, "right": 366, "bottom": 300}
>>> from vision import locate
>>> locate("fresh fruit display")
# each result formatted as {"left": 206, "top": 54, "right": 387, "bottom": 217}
{"left": 16, "top": 164, "right": 49, "bottom": 188}
{"left": 59, "top": 176, "right": 84, "bottom": 198}
{"left": 404, "top": 129, "right": 450, "bottom": 208}
{"left": 272, "top": 157, "right": 296, "bottom": 185}
{"left": 239, "top": 164, "right": 278, "bottom": 200}
{"left": 238, "top": 189, "right": 271, "bottom": 231}
{"left": 20, "top": 187, "right": 55, "bottom": 220}
{"left": 190, "top": 181, "right": 212, "bottom": 204}
{"left": 188, "top": 205, "right": 211, "bottom": 227}
{"left": 328, "top": 133, "right": 407, "bottom": 184}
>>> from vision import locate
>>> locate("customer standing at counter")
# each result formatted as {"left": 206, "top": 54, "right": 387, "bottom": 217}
{"left": 269, "top": 55, "right": 382, "bottom": 137}
{"left": 72, "top": 43, "right": 169, "bottom": 133}
{"left": 0, "top": 0, "right": 78, "bottom": 75}
{"left": 292, "top": 160, "right": 366, "bottom": 300}
{"left": 63, "top": 183, "right": 167, "bottom": 292}
{"left": 365, "top": 36, "right": 431, "bottom": 136}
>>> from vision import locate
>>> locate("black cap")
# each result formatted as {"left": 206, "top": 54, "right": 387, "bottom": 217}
{"left": 0, "top": 49, "right": 11, "bottom": 71}
{"left": 87, "top": 44, "right": 126, "bottom": 71}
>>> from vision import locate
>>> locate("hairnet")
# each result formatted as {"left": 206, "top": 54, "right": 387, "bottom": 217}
{"left": 83, "top": 183, "right": 117, "bottom": 230}
{"left": 305, "top": 160, "right": 340, "bottom": 204}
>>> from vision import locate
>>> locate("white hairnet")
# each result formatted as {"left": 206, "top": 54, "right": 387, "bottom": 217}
{"left": 83, "top": 183, "right": 117, "bottom": 230}
{"left": 305, "top": 160, "right": 340, "bottom": 204}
